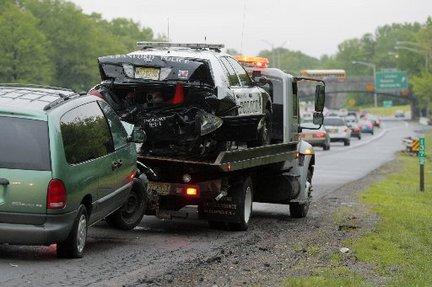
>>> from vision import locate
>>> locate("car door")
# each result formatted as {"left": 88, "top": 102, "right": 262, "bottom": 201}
{"left": 225, "top": 57, "right": 263, "bottom": 116}
{"left": 98, "top": 101, "right": 137, "bottom": 212}
{"left": 59, "top": 102, "right": 117, "bottom": 223}
{"left": 218, "top": 56, "right": 244, "bottom": 112}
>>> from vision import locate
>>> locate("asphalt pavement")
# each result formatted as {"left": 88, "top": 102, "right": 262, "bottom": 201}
{"left": 0, "top": 120, "right": 418, "bottom": 287}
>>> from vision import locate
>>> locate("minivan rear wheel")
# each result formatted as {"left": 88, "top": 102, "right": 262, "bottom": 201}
{"left": 57, "top": 205, "right": 88, "bottom": 258}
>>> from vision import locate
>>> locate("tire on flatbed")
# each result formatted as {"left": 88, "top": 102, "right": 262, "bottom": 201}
{"left": 106, "top": 183, "right": 146, "bottom": 230}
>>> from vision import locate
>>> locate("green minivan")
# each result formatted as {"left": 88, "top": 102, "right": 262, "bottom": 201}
{"left": 0, "top": 85, "right": 147, "bottom": 258}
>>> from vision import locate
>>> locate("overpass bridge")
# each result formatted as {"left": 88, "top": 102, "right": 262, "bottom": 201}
{"left": 297, "top": 76, "right": 417, "bottom": 115}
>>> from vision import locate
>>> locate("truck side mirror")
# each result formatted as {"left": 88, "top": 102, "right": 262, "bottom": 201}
{"left": 313, "top": 112, "right": 324, "bottom": 126}
{"left": 128, "top": 127, "right": 147, "bottom": 143}
{"left": 315, "top": 84, "right": 325, "bottom": 112}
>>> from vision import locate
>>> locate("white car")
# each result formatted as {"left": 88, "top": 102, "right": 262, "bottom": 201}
{"left": 324, "top": 116, "right": 351, "bottom": 146}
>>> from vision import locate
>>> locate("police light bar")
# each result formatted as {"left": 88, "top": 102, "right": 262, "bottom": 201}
{"left": 234, "top": 55, "right": 269, "bottom": 68}
{"left": 137, "top": 42, "right": 225, "bottom": 51}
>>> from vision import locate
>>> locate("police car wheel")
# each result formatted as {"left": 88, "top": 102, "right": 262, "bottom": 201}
{"left": 247, "top": 109, "right": 272, "bottom": 147}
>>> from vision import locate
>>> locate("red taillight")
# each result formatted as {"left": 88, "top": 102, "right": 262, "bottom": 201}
{"left": 47, "top": 179, "right": 67, "bottom": 209}
{"left": 89, "top": 88, "right": 103, "bottom": 99}
{"left": 182, "top": 185, "right": 200, "bottom": 197}
{"left": 314, "top": 131, "right": 326, "bottom": 138}
{"left": 171, "top": 83, "right": 185, "bottom": 105}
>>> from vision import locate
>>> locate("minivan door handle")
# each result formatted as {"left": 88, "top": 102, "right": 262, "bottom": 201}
{"left": 0, "top": 178, "right": 10, "bottom": 186}
{"left": 111, "top": 160, "right": 123, "bottom": 171}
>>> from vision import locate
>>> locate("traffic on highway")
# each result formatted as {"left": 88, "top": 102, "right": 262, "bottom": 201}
{"left": 0, "top": 0, "right": 431, "bottom": 286}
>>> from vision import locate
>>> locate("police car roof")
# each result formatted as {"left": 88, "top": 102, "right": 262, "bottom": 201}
{"left": 129, "top": 47, "right": 230, "bottom": 61}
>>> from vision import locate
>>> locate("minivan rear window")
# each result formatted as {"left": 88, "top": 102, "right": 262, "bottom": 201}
{"left": 0, "top": 116, "right": 50, "bottom": 171}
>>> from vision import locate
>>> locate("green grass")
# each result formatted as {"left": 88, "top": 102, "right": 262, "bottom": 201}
{"left": 284, "top": 134, "right": 432, "bottom": 287}
{"left": 360, "top": 105, "right": 410, "bottom": 117}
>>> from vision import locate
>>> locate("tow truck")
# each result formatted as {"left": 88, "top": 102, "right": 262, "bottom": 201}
{"left": 135, "top": 49, "right": 326, "bottom": 231}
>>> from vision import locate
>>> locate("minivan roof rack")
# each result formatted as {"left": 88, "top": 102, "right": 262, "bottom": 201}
{"left": 137, "top": 42, "right": 225, "bottom": 52}
{"left": 0, "top": 83, "right": 74, "bottom": 92}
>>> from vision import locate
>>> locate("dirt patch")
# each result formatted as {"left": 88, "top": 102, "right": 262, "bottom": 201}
{"left": 125, "top": 159, "right": 401, "bottom": 287}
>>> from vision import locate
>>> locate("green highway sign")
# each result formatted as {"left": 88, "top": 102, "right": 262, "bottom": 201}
{"left": 418, "top": 137, "right": 426, "bottom": 164}
{"left": 375, "top": 70, "right": 408, "bottom": 91}
{"left": 383, "top": 100, "right": 393, "bottom": 108}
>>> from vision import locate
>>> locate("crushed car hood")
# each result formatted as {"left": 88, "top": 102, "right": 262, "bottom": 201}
{"left": 98, "top": 54, "right": 214, "bottom": 87}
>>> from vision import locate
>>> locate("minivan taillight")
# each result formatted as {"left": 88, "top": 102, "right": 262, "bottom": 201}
{"left": 47, "top": 179, "right": 67, "bottom": 209}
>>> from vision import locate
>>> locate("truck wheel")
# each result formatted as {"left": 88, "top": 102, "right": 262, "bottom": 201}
{"left": 227, "top": 177, "right": 253, "bottom": 231}
{"left": 323, "top": 143, "right": 330, "bottom": 150}
{"left": 289, "top": 170, "right": 312, "bottom": 218}
{"left": 247, "top": 109, "right": 272, "bottom": 148}
{"left": 106, "top": 187, "right": 146, "bottom": 230}
{"left": 57, "top": 205, "right": 88, "bottom": 258}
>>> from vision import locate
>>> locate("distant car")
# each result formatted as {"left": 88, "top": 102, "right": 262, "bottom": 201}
{"left": 368, "top": 115, "right": 381, "bottom": 128}
{"left": 299, "top": 122, "right": 331, "bottom": 150}
{"left": 359, "top": 119, "right": 374, "bottom": 134}
{"left": 0, "top": 85, "right": 147, "bottom": 258}
{"left": 395, "top": 110, "right": 405, "bottom": 118}
{"left": 323, "top": 116, "right": 351, "bottom": 146}
{"left": 344, "top": 116, "right": 361, "bottom": 140}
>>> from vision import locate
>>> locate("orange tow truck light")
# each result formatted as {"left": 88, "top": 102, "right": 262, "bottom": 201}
{"left": 184, "top": 185, "right": 200, "bottom": 196}
{"left": 234, "top": 55, "right": 269, "bottom": 69}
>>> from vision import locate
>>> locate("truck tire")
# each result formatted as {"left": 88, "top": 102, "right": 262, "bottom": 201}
{"left": 247, "top": 109, "right": 272, "bottom": 148}
{"left": 323, "top": 142, "right": 330, "bottom": 151}
{"left": 106, "top": 187, "right": 146, "bottom": 230}
{"left": 227, "top": 177, "right": 254, "bottom": 231}
{"left": 57, "top": 205, "right": 88, "bottom": 258}
{"left": 289, "top": 169, "right": 312, "bottom": 218}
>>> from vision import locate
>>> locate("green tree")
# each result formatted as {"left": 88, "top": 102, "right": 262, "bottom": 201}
{"left": 412, "top": 71, "right": 432, "bottom": 114}
{"left": 0, "top": 3, "right": 53, "bottom": 83}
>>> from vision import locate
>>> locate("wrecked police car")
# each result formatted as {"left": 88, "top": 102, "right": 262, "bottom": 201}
{"left": 91, "top": 42, "right": 272, "bottom": 158}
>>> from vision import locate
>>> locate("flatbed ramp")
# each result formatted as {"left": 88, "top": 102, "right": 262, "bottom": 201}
{"left": 138, "top": 142, "right": 298, "bottom": 173}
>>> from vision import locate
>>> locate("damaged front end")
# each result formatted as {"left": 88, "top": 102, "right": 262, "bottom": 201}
{"left": 93, "top": 53, "right": 234, "bottom": 158}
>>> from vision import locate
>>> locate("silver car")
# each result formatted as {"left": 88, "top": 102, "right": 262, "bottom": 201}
{"left": 324, "top": 116, "right": 351, "bottom": 146}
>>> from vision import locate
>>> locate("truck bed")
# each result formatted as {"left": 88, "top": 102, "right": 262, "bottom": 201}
{"left": 138, "top": 142, "right": 298, "bottom": 173}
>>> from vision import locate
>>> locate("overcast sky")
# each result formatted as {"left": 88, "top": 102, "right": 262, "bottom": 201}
{"left": 70, "top": 0, "right": 431, "bottom": 58}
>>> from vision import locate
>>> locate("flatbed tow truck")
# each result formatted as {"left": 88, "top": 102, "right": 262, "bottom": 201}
{"left": 136, "top": 53, "right": 326, "bottom": 231}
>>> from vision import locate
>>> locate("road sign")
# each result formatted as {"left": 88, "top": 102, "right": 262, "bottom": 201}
{"left": 383, "top": 100, "right": 393, "bottom": 108}
{"left": 418, "top": 136, "right": 425, "bottom": 192}
{"left": 375, "top": 70, "right": 408, "bottom": 91}
{"left": 418, "top": 137, "right": 426, "bottom": 162}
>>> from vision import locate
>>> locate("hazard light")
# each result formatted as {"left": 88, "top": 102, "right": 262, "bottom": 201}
{"left": 234, "top": 55, "right": 269, "bottom": 69}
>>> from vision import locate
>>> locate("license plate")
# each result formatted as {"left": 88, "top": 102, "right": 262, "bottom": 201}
{"left": 148, "top": 182, "right": 171, "bottom": 195}
{"left": 135, "top": 67, "right": 160, "bottom": 80}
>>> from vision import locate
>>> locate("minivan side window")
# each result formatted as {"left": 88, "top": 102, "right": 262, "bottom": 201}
{"left": 61, "top": 102, "right": 114, "bottom": 165}
{"left": 98, "top": 101, "right": 128, "bottom": 150}
{"left": 219, "top": 57, "right": 240, "bottom": 87}
{"left": 226, "top": 57, "right": 253, "bottom": 87}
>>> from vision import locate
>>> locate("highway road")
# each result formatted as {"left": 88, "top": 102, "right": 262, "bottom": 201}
{"left": 0, "top": 120, "right": 419, "bottom": 287}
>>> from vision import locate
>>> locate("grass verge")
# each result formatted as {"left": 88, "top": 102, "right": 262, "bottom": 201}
{"left": 284, "top": 132, "right": 431, "bottom": 286}
{"left": 360, "top": 105, "right": 410, "bottom": 117}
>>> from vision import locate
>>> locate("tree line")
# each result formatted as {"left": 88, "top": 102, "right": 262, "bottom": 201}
{"left": 257, "top": 19, "right": 432, "bottom": 111}
{"left": 0, "top": 0, "right": 156, "bottom": 91}
{"left": 0, "top": 1, "right": 431, "bottom": 112}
